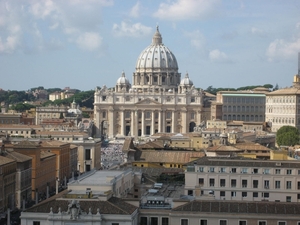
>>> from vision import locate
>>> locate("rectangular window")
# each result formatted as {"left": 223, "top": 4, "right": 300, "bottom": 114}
{"left": 275, "top": 169, "right": 281, "bottom": 174}
{"left": 162, "top": 218, "right": 169, "bottom": 225}
{"left": 33, "top": 222, "right": 40, "bottom": 225}
{"left": 264, "top": 169, "right": 270, "bottom": 174}
{"left": 242, "top": 192, "right": 247, "bottom": 197}
{"left": 275, "top": 180, "right": 281, "bottom": 189}
{"left": 231, "top": 179, "right": 236, "bottom": 188}
{"left": 263, "top": 193, "right": 269, "bottom": 198}
{"left": 209, "top": 167, "right": 215, "bottom": 172}
{"left": 220, "top": 179, "right": 226, "bottom": 187}
{"left": 220, "top": 191, "right": 225, "bottom": 197}
{"left": 85, "top": 149, "right": 91, "bottom": 160}
{"left": 199, "top": 167, "right": 204, "bottom": 172}
{"left": 199, "top": 178, "right": 204, "bottom": 186}
{"left": 200, "top": 220, "right": 208, "bottom": 225}
{"left": 150, "top": 217, "right": 158, "bottom": 225}
{"left": 112, "top": 223, "right": 119, "bottom": 225}
{"left": 140, "top": 217, "right": 148, "bottom": 225}
{"left": 278, "top": 222, "right": 286, "bottom": 225}
{"left": 219, "top": 220, "right": 227, "bottom": 225}
{"left": 258, "top": 221, "right": 266, "bottom": 225}
{"left": 253, "top": 180, "right": 258, "bottom": 188}
{"left": 253, "top": 168, "right": 258, "bottom": 174}
{"left": 102, "top": 111, "right": 106, "bottom": 118}
{"left": 253, "top": 192, "right": 258, "bottom": 198}
{"left": 286, "top": 196, "right": 291, "bottom": 202}
{"left": 286, "top": 181, "right": 292, "bottom": 189}
{"left": 241, "top": 168, "right": 248, "bottom": 173}
{"left": 191, "top": 97, "right": 195, "bottom": 102}
{"left": 231, "top": 168, "right": 236, "bottom": 173}
{"left": 181, "top": 219, "right": 188, "bottom": 225}
{"left": 287, "top": 169, "right": 292, "bottom": 175}
{"left": 220, "top": 167, "right": 226, "bottom": 173}
{"left": 264, "top": 180, "right": 269, "bottom": 189}
{"left": 231, "top": 191, "right": 236, "bottom": 197}
{"left": 209, "top": 178, "right": 215, "bottom": 187}
{"left": 239, "top": 221, "right": 247, "bottom": 225}
{"left": 242, "top": 179, "right": 247, "bottom": 188}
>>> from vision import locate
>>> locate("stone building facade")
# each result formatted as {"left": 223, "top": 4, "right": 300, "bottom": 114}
{"left": 94, "top": 27, "right": 204, "bottom": 140}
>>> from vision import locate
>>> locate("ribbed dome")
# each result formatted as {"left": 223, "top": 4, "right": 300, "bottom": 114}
{"left": 135, "top": 26, "right": 178, "bottom": 71}
{"left": 116, "top": 71, "right": 130, "bottom": 85}
{"left": 180, "top": 73, "right": 193, "bottom": 85}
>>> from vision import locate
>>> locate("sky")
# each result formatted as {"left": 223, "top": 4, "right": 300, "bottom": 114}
{"left": 1, "top": 0, "right": 300, "bottom": 91}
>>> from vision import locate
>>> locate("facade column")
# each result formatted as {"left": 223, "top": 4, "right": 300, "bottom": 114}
{"left": 182, "top": 110, "right": 187, "bottom": 133}
{"left": 141, "top": 110, "right": 145, "bottom": 136}
{"left": 197, "top": 110, "right": 202, "bottom": 125}
{"left": 120, "top": 110, "right": 124, "bottom": 136}
{"left": 151, "top": 111, "right": 155, "bottom": 135}
{"left": 135, "top": 111, "right": 138, "bottom": 139}
{"left": 171, "top": 110, "right": 176, "bottom": 133}
{"left": 162, "top": 110, "right": 166, "bottom": 133}
{"left": 158, "top": 110, "right": 162, "bottom": 133}
{"left": 108, "top": 108, "right": 114, "bottom": 138}
{"left": 131, "top": 110, "right": 135, "bottom": 137}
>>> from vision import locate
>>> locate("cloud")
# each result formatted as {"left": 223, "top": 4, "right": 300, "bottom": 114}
{"left": 129, "top": 1, "right": 141, "bottom": 18}
{"left": 153, "top": 0, "right": 221, "bottom": 21}
{"left": 0, "top": 0, "right": 112, "bottom": 54}
{"left": 251, "top": 27, "right": 266, "bottom": 37}
{"left": 76, "top": 32, "right": 103, "bottom": 51}
{"left": 112, "top": 21, "right": 152, "bottom": 38}
{"left": 209, "top": 49, "right": 231, "bottom": 63}
{"left": 266, "top": 38, "right": 300, "bottom": 62}
{"left": 184, "top": 30, "right": 206, "bottom": 50}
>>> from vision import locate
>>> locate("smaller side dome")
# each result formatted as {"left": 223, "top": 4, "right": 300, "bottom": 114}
{"left": 116, "top": 71, "right": 130, "bottom": 85}
{"left": 180, "top": 73, "right": 193, "bottom": 86}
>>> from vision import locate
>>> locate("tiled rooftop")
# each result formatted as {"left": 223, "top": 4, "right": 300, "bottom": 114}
{"left": 172, "top": 200, "right": 300, "bottom": 214}
{"left": 136, "top": 150, "right": 205, "bottom": 164}
{"left": 24, "top": 197, "right": 137, "bottom": 215}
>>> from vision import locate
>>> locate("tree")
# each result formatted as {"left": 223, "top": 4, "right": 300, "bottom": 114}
{"left": 276, "top": 125, "right": 300, "bottom": 146}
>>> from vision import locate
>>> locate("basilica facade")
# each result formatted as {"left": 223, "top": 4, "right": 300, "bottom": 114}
{"left": 94, "top": 27, "right": 204, "bottom": 139}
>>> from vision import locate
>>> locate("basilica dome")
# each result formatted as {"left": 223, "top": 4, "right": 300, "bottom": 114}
{"left": 135, "top": 26, "right": 178, "bottom": 72}
{"left": 180, "top": 73, "right": 193, "bottom": 86}
{"left": 116, "top": 71, "right": 130, "bottom": 85}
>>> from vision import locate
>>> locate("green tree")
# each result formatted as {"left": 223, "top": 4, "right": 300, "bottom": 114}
{"left": 276, "top": 125, "right": 300, "bottom": 146}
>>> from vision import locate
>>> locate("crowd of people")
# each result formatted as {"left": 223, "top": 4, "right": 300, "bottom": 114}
{"left": 101, "top": 143, "right": 125, "bottom": 170}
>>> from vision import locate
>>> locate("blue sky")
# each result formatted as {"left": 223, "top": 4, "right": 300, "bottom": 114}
{"left": 1, "top": 0, "right": 300, "bottom": 91}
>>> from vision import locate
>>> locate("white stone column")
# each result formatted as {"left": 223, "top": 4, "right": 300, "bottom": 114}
{"left": 141, "top": 110, "right": 145, "bottom": 136}
{"left": 182, "top": 110, "right": 187, "bottom": 133}
{"left": 151, "top": 111, "right": 155, "bottom": 135}
{"left": 158, "top": 110, "right": 162, "bottom": 133}
{"left": 135, "top": 111, "right": 139, "bottom": 139}
{"left": 162, "top": 110, "right": 166, "bottom": 133}
{"left": 131, "top": 110, "right": 135, "bottom": 137}
{"left": 108, "top": 108, "right": 114, "bottom": 138}
{"left": 171, "top": 110, "right": 176, "bottom": 133}
{"left": 120, "top": 110, "right": 124, "bottom": 136}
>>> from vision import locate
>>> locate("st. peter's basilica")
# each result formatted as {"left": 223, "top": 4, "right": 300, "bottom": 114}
{"left": 94, "top": 27, "right": 204, "bottom": 140}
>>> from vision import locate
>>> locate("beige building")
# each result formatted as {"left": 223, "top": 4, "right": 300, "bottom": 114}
{"left": 211, "top": 88, "right": 269, "bottom": 122}
{"left": 94, "top": 27, "right": 204, "bottom": 140}
{"left": 185, "top": 156, "right": 300, "bottom": 203}
{"left": 35, "top": 105, "right": 68, "bottom": 125}
{"left": 266, "top": 76, "right": 300, "bottom": 132}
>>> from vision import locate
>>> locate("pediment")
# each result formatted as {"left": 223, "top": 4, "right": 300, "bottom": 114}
{"left": 135, "top": 98, "right": 162, "bottom": 106}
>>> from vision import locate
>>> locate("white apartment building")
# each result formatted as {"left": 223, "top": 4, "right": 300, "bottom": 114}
{"left": 185, "top": 157, "right": 300, "bottom": 202}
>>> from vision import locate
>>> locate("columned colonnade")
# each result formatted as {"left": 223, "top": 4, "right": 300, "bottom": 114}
{"left": 104, "top": 108, "right": 196, "bottom": 138}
